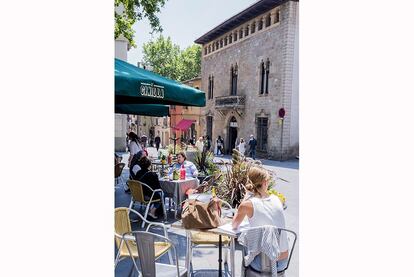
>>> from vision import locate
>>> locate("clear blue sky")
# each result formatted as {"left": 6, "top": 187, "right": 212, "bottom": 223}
{"left": 127, "top": 0, "right": 257, "bottom": 66}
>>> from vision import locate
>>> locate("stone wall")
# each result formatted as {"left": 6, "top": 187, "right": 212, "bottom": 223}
{"left": 200, "top": 1, "right": 299, "bottom": 160}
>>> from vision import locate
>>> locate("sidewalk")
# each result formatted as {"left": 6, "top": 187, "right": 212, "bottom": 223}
{"left": 115, "top": 148, "right": 298, "bottom": 276}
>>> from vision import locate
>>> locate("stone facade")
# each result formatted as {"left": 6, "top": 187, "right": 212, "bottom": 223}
{"left": 197, "top": 0, "right": 299, "bottom": 160}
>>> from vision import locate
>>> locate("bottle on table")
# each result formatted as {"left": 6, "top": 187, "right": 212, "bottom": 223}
{"left": 180, "top": 164, "right": 186, "bottom": 180}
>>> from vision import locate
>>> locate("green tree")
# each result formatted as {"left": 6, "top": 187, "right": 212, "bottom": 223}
{"left": 142, "top": 36, "right": 201, "bottom": 81}
{"left": 142, "top": 36, "right": 181, "bottom": 80}
{"left": 178, "top": 44, "right": 202, "bottom": 81}
{"left": 115, "top": 0, "right": 167, "bottom": 47}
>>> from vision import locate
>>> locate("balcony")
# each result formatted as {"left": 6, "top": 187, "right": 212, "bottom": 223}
{"left": 215, "top": 95, "right": 245, "bottom": 109}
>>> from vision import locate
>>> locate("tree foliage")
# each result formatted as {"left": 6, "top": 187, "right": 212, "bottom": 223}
{"left": 142, "top": 36, "right": 181, "bottom": 80}
{"left": 114, "top": 0, "right": 167, "bottom": 47}
{"left": 178, "top": 44, "right": 202, "bottom": 82}
{"left": 142, "top": 36, "right": 202, "bottom": 81}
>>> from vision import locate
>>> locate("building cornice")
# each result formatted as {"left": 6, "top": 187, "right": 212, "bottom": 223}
{"left": 194, "top": 0, "right": 295, "bottom": 45}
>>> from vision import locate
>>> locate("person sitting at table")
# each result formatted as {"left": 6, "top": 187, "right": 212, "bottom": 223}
{"left": 169, "top": 151, "right": 198, "bottom": 178}
{"left": 232, "top": 166, "right": 289, "bottom": 273}
{"left": 129, "top": 150, "right": 146, "bottom": 180}
{"left": 133, "top": 156, "right": 163, "bottom": 219}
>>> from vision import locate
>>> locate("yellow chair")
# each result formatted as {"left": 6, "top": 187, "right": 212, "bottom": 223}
{"left": 114, "top": 207, "right": 172, "bottom": 269}
{"left": 185, "top": 199, "right": 235, "bottom": 274}
{"left": 114, "top": 163, "right": 125, "bottom": 188}
{"left": 127, "top": 179, "right": 167, "bottom": 228}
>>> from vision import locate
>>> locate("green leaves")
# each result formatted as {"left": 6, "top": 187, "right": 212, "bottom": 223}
{"left": 115, "top": 0, "right": 167, "bottom": 47}
{"left": 142, "top": 35, "right": 202, "bottom": 81}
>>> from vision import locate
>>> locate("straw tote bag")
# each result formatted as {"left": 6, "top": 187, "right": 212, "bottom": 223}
{"left": 181, "top": 199, "right": 222, "bottom": 229}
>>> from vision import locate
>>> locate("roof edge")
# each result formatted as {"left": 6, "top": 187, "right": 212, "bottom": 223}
{"left": 194, "top": 0, "right": 293, "bottom": 45}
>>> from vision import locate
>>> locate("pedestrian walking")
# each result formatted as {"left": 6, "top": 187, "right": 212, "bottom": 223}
{"left": 248, "top": 134, "right": 257, "bottom": 160}
{"left": 216, "top": 135, "right": 224, "bottom": 156}
{"left": 238, "top": 138, "right": 246, "bottom": 155}
{"left": 141, "top": 134, "right": 148, "bottom": 148}
{"left": 154, "top": 135, "right": 161, "bottom": 151}
{"left": 195, "top": 136, "right": 204, "bottom": 152}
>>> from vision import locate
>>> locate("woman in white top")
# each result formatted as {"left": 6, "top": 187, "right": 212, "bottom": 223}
{"left": 232, "top": 167, "right": 288, "bottom": 272}
{"left": 238, "top": 138, "right": 246, "bottom": 155}
{"left": 127, "top": 132, "right": 142, "bottom": 167}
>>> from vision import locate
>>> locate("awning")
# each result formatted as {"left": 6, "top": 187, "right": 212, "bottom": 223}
{"left": 174, "top": 119, "right": 195, "bottom": 131}
{"left": 115, "top": 59, "right": 206, "bottom": 107}
{"left": 115, "top": 104, "right": 169, "bottom": 117}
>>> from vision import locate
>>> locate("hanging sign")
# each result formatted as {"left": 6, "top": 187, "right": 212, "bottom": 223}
{"left": 230, "top": 122, "right": 238, "bottom": 127}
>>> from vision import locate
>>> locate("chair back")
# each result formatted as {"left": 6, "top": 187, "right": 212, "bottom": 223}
{"left": 115, "top": 163, "right": 125, "bottom": 178}
{"left": 127, "top": 231, "right": 181, "bottom": 277}
{"left": 241, "top": 226, "right": 297, "bottom": 274}
{"left": 127, "top": 180, "right": 146, "bottom": 202}
{"left": 114, "top": 207, "right": 132, "bottom": 248}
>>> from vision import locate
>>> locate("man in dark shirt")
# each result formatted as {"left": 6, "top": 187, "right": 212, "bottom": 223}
{"left": 248, "top": 134, "right": 257, "bottom": 160}
{"left": 154, "top": 135, "right": 161, "bottom": 151}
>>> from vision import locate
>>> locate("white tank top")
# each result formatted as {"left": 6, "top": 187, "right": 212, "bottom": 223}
{"left": 248, "top": 194, "right": 288, "bottom": 251}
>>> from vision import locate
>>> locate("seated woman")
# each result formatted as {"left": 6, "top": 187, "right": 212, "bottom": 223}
{"left": 129, "top": 150, "right": 146, "bottom": 180}
{"left": 232, "top": 167, "right": 289, "bottom": 273}
{"left": 168, "top": 151, "right": 198, "bottom": 178}
{"left": 133, "top": 156, "right": 163, "bottom": 219}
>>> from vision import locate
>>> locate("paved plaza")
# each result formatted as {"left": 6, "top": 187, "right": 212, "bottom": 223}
{"left": 115, "top": 148, "right": 299, "bottom": 276}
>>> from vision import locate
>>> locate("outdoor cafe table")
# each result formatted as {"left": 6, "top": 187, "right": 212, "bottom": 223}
{"left": 159, "top": 177, "right": 199, "bottom": 218}
{"left": 171, "top": 218, "right": 248, "bottom": 277}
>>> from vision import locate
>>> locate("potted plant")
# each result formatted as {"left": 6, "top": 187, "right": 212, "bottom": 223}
{"left": 196, "top": 148, "right": 278, "bottom": 209}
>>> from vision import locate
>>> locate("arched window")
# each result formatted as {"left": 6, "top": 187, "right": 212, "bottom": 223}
{"left": 208, "top": 75, "right": 211, "bottom": 99}
{"left": 275, "top": 10, "right": 280, "bottom": 24}
{"left": 208, "top": 75, "right": 214, "bottom": 99}
{"left": 260, "top": 60, "right": 265, "bottom": 94}
{"left": 211, "top": 75, "right": 214, "bottom": 98}
{"left": 258, "top": 18, "right": 263, "bottom": 30}
{"left": 229, "top": 34, "right": 232, "bottom": 44}
{"left": 230, "top": 63, "right": 238, "bottom": 96}
{"left": 220, "top": 39, "right": 223, "bottom": 48}
{"left": 216, "top": 41, "right": 219, "bottom": 50}
{"left": 251, "top": 22, "right": 256, "bottom": 34}
{"left": 239, "top": 29, "right": 243, "bottom": 39}
{"left": 234, "top": 32, "right": 238, "bottom": 41}
{"left": 265, "top": 59, "right": 270, "bottom": 94}
{"left": 224, "top": 36, "right": 228, "bottom": 46}
{"left": 204, "top": 47, "right": 207, "bottom": 55}
{"left": 245, "top": 25, "right": 249, "bottom": 36}
{"left": 265, "top": 14, "right": 271, "bottom": 27}
{"left": 208, "top": 45, "right": 211, "bottom": 54}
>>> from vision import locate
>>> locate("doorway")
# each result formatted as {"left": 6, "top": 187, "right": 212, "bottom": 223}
{"left": 228, "top": 117, "right": 238, "bottom": 154}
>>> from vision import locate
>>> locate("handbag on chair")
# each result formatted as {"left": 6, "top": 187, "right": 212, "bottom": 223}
{"left": 181, "top": 198, "right": 222, "bottom": 229}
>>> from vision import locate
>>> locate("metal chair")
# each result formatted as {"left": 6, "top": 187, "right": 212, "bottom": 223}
{"left": 125, "top": 231, "right": 188, "bottom": 277}
{"left": 115, "top": 163, "right": 125, "bottom": 188}
{"left": 114, "top": 207, "right": 173, "bottom": 269}
{"left": 240, "top": 226, "right": 297, "bottom": 277}
{"left": 185, "top": 199, "right": 236, "bottom": 275}
{"left": 127, "top": 179, "right": 167, "bottom": 228}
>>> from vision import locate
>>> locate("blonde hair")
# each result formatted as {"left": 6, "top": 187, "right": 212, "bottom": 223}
{"left": 245, "top": 167, "right": 270, "bottom": 195}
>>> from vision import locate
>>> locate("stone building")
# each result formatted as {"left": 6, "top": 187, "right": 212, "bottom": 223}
{"left": 170, "top": 77, "right": 202, "bottom": 144}
{"left": 137, "top": 116, "right": 170, "bottom": 148}
{"left": 195, "top": 0, "right": 298, "bottom": 159}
